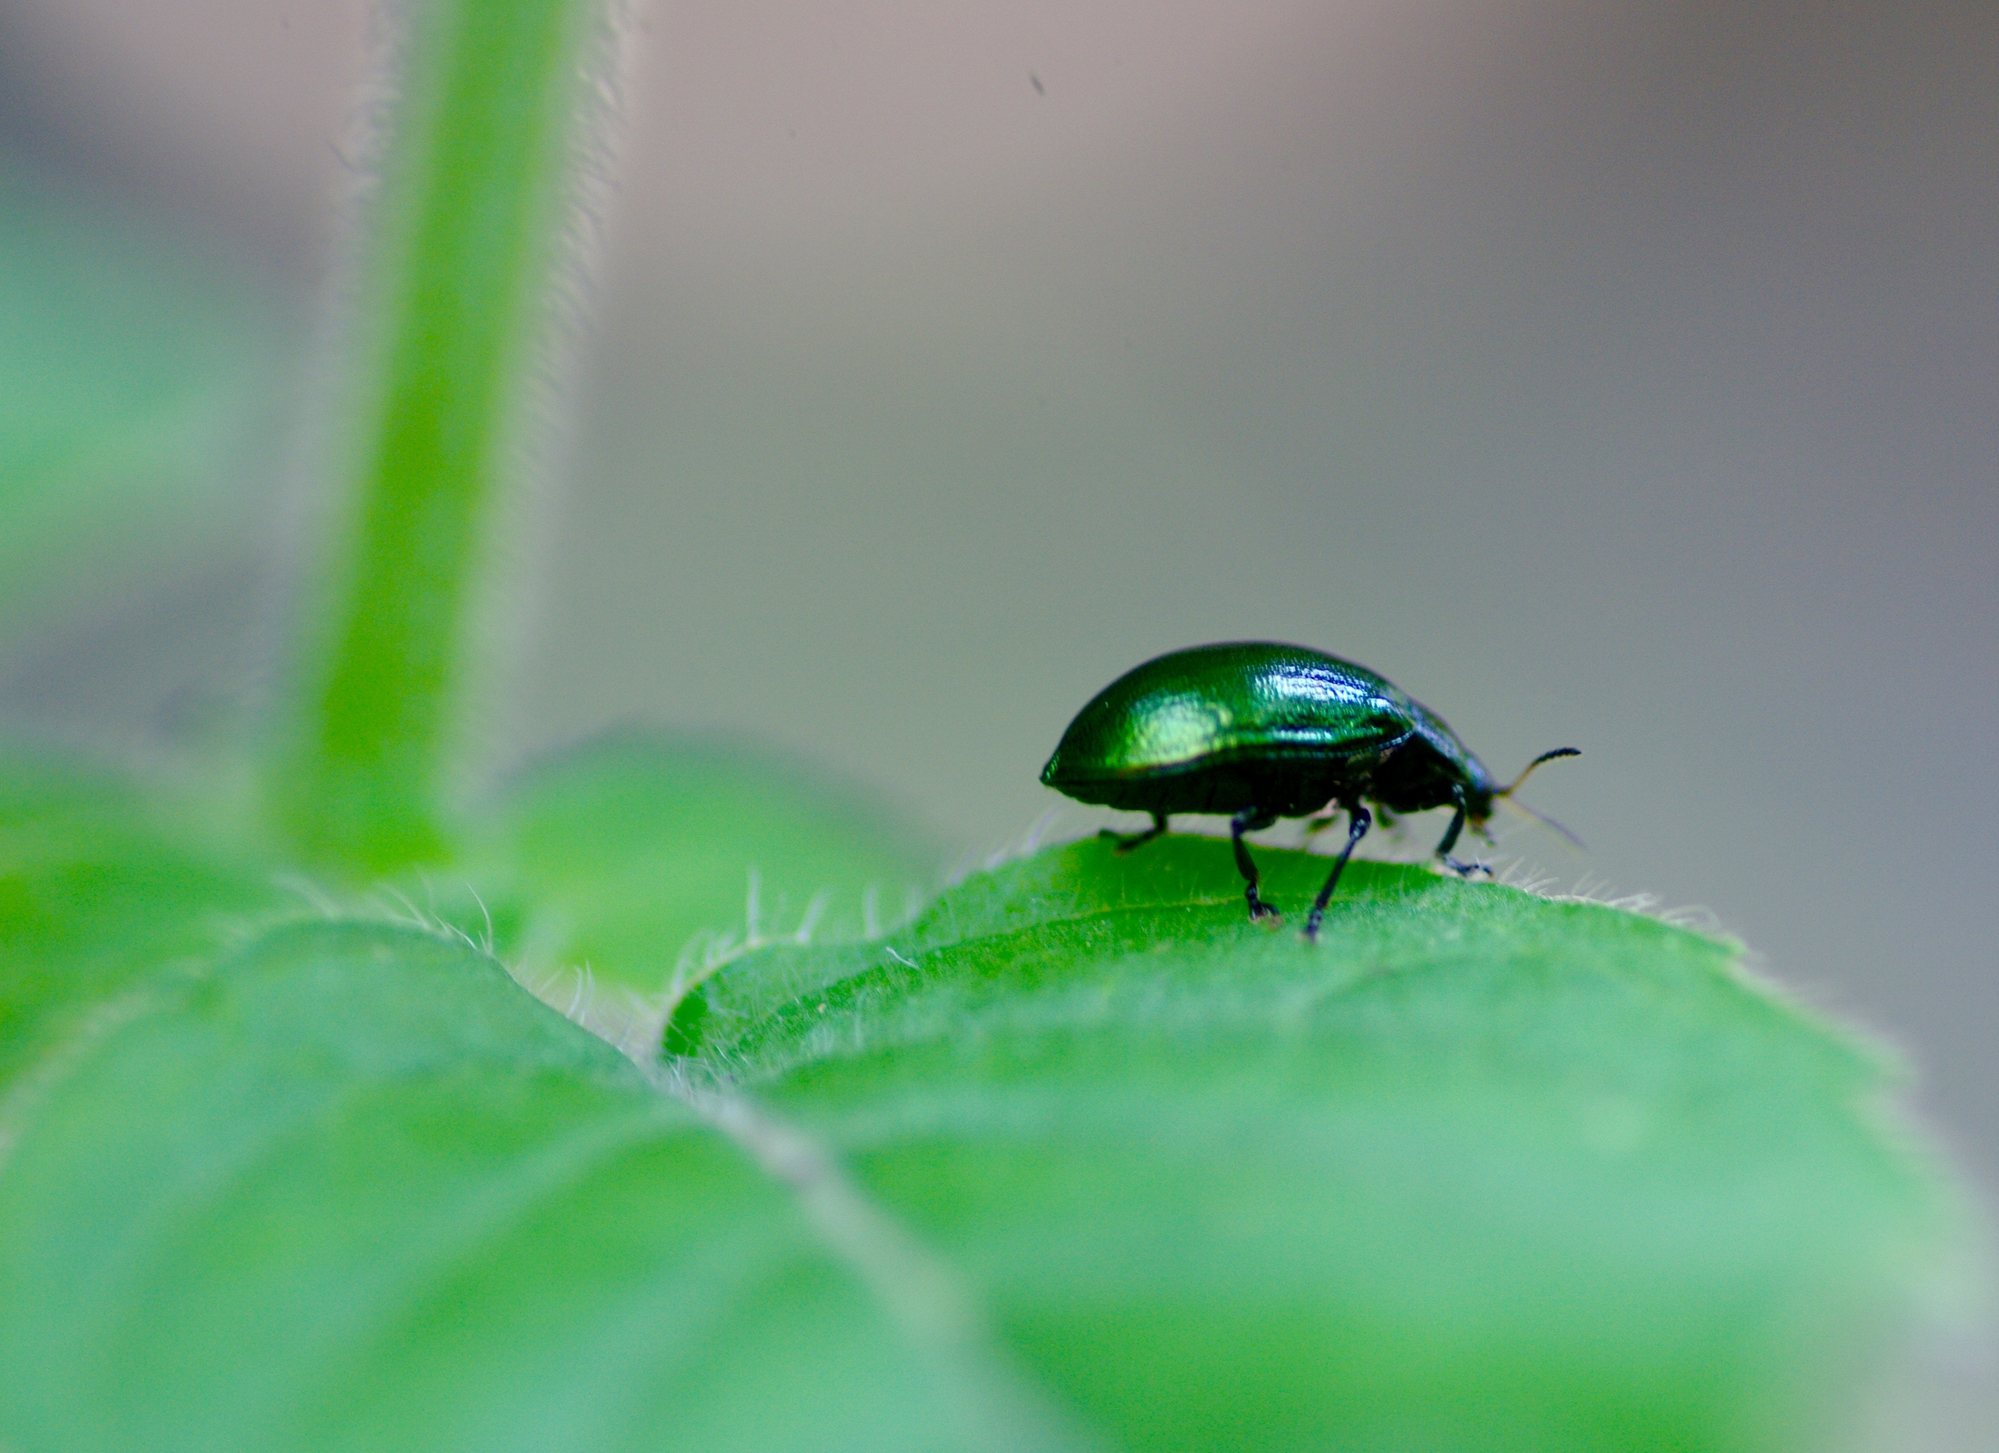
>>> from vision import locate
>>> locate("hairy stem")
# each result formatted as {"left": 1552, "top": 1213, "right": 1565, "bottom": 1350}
{"left": 272, "top": 0, "right": 596, "bottom": 870}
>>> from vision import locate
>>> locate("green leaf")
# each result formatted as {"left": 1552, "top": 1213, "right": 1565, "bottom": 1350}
{"left": 685, "top": 837, "right": 1960, "bottom": 1450}
{"left": 451, "top": 731, "right": 941, "bottom": 1002}
{"left": 0, "top": 918, "right": 1074, "bottom": 1453}
{"left": 0, "top": 753, "right": 280, "bottom": 1093}
{"left": 0, "top": 817, "right": 1960, "bottom": 1451}
{"left": 0, "top": 161, "right": 279, "bottom": 637}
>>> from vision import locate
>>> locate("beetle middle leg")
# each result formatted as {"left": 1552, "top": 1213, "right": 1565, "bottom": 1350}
{"left": 1303, "top": 801, "right": 1371, "bottom": 942}
{"left": 1230, "top": 807, "right": 1281, "bottom": 920}
{"left": 1434, "top": 790, "right": 1492, "bottom": 878}
{"left": 1100, "top": 811, "right": 1168, "bottom": 855}
{"left": 1307, "top": 805, "right": 1394, "bottom": 837}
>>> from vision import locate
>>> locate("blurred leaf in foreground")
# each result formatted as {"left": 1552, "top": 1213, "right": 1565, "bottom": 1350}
{"left": 0, "top": 918, "right": 1073, "bottom": 1453}
{"left": 0, "top": 753, "right": 279, "bottom": 1092}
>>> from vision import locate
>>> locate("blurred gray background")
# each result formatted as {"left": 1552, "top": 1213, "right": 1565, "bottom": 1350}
{"left": 2, "top": 0, "right": 1995, "bottom": 1431}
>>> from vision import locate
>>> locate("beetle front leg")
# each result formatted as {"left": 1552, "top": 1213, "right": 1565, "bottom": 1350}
{"left": 1434, "top": 791, "right": 1490, "bottom": 878}
{"left": 1303, "top": 801, "right": 1371, "bottom": 942}
{"left": 1230, "top": 808, "right": 1280, "bottom": 920}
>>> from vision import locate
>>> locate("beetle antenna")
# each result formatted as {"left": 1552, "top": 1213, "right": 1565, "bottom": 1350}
{"left": 1496, "top": 747, "right": 1580, "bottom": 798}
{"left": 1498, "top": 794, "right": 1585, "bottom": 850}
{"left": 1491, "top": 747, "right": 1582, "bottom": 848}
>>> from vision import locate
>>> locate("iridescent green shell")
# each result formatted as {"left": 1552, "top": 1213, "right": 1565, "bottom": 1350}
{"left": 1041, "top": 642, "right": 1491, "bottom": 820}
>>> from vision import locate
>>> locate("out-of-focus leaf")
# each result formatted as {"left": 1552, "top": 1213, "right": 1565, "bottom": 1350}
{"left": 0, "top": 752, "right": 279, "bottom": 1092}
{"left": 0, "top": 918, "right": 1074, "bottom": 1453}
{"left": 451, "top": 730, "right": 942, "bottom": 998}
{"left": 0, "top": 159, "right": 281, "bottom": 637}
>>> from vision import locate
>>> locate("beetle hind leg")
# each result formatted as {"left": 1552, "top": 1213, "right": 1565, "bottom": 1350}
{"left": 1101, "top": 812, "right": 1169, "bottom": 855}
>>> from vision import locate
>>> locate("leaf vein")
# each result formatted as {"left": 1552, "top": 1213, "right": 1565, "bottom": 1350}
{"left": 650, "top": 1068, "right": 1097, "bottom": 1453}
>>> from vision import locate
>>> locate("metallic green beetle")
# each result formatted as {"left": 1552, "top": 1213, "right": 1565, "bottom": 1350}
{"left": 1040, "top": 642, "right": 1578, "bottom": 940}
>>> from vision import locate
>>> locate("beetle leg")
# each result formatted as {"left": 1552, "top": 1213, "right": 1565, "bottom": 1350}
{"left": 1101, "top": 812, "right": 1168, "bottom": 854}
{"left": 1303, "top": 802, "right": 1371, "bottom": 942}
{"left": 1230, "top": 808, "right": 1280, "bottom": 920}
{"left": 1435, "top": 790, "right": 1492, "bottom": 878}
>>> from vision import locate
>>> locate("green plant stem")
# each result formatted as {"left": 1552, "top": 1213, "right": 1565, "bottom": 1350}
{"left": 273, "top": 0, "right": 596, "bottom": 871}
